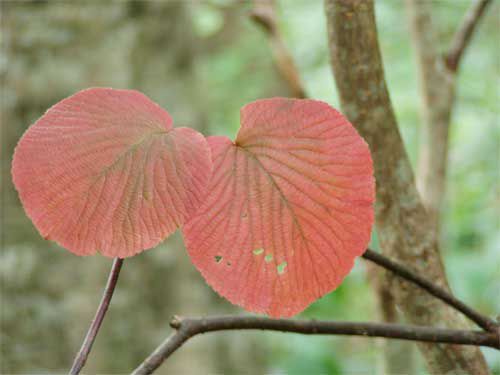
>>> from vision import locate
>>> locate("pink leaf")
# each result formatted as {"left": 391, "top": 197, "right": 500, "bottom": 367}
{"left": 183, "top": 98, "right": 374, "bottom": 317}
{"left": 12, "top": 88, "right": 211, "bottom": 258}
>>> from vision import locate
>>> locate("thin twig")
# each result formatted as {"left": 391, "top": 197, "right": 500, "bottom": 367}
{"left": 445, "top": 0, "right": 492, "bottom": 72}
{"left": 69, "top": 258, "right": 124, "bottom": 375}
{"left": 127, "top": 229, "right": 500, "bottom": 373}
{"left": 132, "top": 315, "right": 499, "bottom": 374}
{"left": 132, "top": 248, "right": 499, "bottom": 374}
{"left": 250, "top": 0, "right": 307, "bottom": 98}
{"left": 362, "top": 249, "right": 498, "bottom": 332}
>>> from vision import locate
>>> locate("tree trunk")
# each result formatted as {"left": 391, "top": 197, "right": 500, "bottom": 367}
{"left": 324, "top": 1, "right": 490, "bottom": 374}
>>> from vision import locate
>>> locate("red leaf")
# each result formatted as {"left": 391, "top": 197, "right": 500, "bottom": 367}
{"left": 12, "top": 88, "right": 211, "bottom": 258}
{"left": 183, "top": 98, "right": 374, "bottom": 317}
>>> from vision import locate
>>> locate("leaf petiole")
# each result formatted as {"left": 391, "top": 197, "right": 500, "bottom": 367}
{"left": 69, "top": 257, "right": 124, "bottom": 375}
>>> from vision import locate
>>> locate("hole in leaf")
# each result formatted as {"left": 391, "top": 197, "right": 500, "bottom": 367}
{"left": 253, "top": 248, "right": 264, "bottom": 255}
{"left": 181, "top": 98, "right": 375, "bottom": 317}
{"left": 214, "top": 255, "right": 222, "bottom": 263}
{"left": 226, "top": 261, "right": 231, "bottom": 266}
{"left": 277, "top": 261, "right": 287, "bottom": 275}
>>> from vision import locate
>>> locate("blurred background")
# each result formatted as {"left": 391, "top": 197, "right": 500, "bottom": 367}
{"left": 1, "top": 1, "right": 499, "bottom": 374}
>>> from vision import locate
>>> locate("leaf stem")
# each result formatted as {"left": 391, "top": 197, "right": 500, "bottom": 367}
{"left": 69, "top": 257, "right": 124, "bottom": 375}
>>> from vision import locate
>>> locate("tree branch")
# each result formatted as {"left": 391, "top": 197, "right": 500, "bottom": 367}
{"left": 250, "top": 0, "right": 307, "bottom": 98}
{"left": 132, "top": 248, "right": 499, "bottom": 374}
{"left": 445, "top": 0, "right": 492, "bottom": 72}
{"left": 132, "top": 315, "right": 499, "bottom": 375}
{"left": 362, "top": 249, "right": 498, "bottom": 332}
{"left": 69, "top": 258, "right": 124, "bottom": 375}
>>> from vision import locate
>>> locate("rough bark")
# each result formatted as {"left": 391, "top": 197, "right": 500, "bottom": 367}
{"left": 324, "top": 1, "right": 490, "bottom": 374}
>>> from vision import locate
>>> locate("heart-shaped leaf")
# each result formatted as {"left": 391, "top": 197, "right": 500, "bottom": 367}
{"left": 12, "top": 88, "right": 211, "bottom": 258}
{"left": 183, "top": 98, "right": 374, "bottom": 317}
